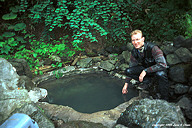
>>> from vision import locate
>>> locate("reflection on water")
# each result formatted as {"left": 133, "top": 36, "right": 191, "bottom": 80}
{"left": 40, "top": 73, "right": 138, "bottom": 113}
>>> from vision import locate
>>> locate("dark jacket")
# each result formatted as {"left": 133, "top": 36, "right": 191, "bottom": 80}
{"left": 131, "top": 42, "right": 156, "bottom": 68}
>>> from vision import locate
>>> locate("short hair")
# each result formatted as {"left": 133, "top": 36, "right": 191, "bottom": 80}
{"left": 130, "top": 30, "right": 143, "bottom": 37}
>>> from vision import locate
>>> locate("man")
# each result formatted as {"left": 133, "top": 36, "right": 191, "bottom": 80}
{"left": 122, "top": 30, "right": 169, "bottom": 100}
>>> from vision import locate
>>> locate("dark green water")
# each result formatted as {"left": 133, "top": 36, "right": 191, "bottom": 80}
{"left": 40, "top": 73, "right": 138, "bottom": 113}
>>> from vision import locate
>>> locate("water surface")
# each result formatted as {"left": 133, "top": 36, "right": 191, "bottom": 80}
{"left": 40, "top": 73, "right": 138, "bottom": 113}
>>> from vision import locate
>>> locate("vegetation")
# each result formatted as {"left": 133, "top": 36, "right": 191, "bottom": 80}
{"left": 0, "top": 0, "right": 191, "bottom": 74}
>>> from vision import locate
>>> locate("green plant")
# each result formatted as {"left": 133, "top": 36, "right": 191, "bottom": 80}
{"left": 184, "top": 13, "right": 192, "bottom": 38}
{"left": 53, "top": 68, "right": 66, "bottom": 79}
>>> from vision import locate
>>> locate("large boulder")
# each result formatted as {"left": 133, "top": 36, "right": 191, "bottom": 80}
{"left": 0, "top": 58, "right": 54, "bottom": 127}
{"left": 0, "top": 58, "right": 19, "bottom": 91}
{"left": 117, "top": 98, "right": 186, "bottom": 128}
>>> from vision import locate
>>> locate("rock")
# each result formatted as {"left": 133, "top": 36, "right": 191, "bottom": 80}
{"left": 185, "top": 109, "right": 192, "bottom": 120}
{"left": 174, "top": 84, "right": 189, "bottom": 95}
{"left": 126, "top": 43, "right": 133, "bottom": 51}
{"left": 58, "top": 121, "right": 107, "bottom": 128}
{"left": 168, "top": 64, "right": 187, "bottom": 83}
{"left": 36, "top": 97, "right": 140, "bottom": 128}
{"left": 177, "top": 96, "right": 192, "bottom": 110}
{"left": 18, "top": 75, "right": 36, "bottom": 91}
{"left": 161, "top": 45, "right": 176, "bottom": 55}
{"left": 166, "top": 54, "right": 182, "bottom": 65}
{"left": 122, "top": 51, "right": 131, "bottom": 63}
{"left": 77, "top": 58, "right": 93, "bottom": 68}
{"left": 119, "top": 64, "right": 129, "bottom": 71}
{"left": 174, "top": 47, "right": 192, "bottom": 63}
{"left": 13, "top": 103, "right": 55, "bottom": 128}
{"left": 173, "top": 35, "right": 186, "bottom": 48}
{"left": 0, "top": 58, "right": 52, "bottom": 127}
{"left": 99, "top": 60, "right": 116, "bottom": 71}
{"left": 182, "top": 38, "right": 192, "bottom": 48}
{"left": 0, "top": 58, "right": 19, "bottom": 91}
{"left": 117, "top": 98, "right": 186, "bottom": 128}
{"left": 0, "top": 89, "right": 31, "bottom": 122}
{"left": 114, "top": 124, "right": 128, "bottom": 128}
{"left": 28, "top": 87, "right": 47, "bottom": 103}
{"left": 177, "top": 96, "right": 192, "bottom": 121}
{"left": 188, "top": 87, "right": 192, "bottom": 96}
{"left": 189, "top": 75, "right": 192, "bottom": 85}
{"left": 8, "top": 58, "right": 33, "bottom": 78}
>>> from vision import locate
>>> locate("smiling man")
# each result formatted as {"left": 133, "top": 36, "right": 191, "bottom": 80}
{"left": 122, "top": 30, "right": 169, "bottom": 101}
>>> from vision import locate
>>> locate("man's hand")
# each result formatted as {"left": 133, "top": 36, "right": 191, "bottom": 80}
{"left": 122, "top": 83, "right": 128, "bottom": 94}
{"left": 139, "top": 70, "right": 146, "bottom": 82}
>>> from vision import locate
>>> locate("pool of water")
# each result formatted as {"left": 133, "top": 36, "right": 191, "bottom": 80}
{"left": 39, "top": 72, "right": 138, "bottom": 113}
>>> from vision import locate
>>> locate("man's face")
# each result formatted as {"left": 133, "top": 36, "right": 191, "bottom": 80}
{"left": 131, "top": 33, "right": 145, "bottom": 49}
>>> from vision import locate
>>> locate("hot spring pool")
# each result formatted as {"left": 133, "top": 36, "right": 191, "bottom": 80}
{"left": 39, "top": 72, "right": 138, "bottom": 113}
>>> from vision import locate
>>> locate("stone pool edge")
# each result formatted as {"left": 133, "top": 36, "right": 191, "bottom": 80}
{"left": 32, "top": 66, "right": 138, "bottom": 127}
{"left": 36, "top": 96, "right": 141, "bottom": 128}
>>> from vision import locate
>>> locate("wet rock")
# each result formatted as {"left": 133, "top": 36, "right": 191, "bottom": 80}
{"left": 117, "top": 98, "right": 186, "bottom": 128}
{"left": 8, "top": 58, "right": 33, "bottom": 78}
{"left": 174, "top": 84, "right": 189, "bottom": 95}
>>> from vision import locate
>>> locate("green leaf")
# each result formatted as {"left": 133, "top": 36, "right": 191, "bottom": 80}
{"left": 14, "top": 23, "right": 26, "bottom": 31}
{"left": 1, "top": 45, "right": 11, "bottom": 54}
{"left": 2, "top": 32, "right": 15, "bottom": 37}
{"left": 2, "top": 13, "right": 17, "bottom": 20}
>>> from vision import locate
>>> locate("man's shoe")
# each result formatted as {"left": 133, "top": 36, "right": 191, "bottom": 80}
{"left": 137, "top": 83, "right": 149, "bottom": 90}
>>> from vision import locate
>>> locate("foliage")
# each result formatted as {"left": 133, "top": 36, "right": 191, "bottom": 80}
{"left": 53, "top": 68, "right": 66, "bottom": 79}
{"left": 184, "top": 13, "right": 192, "bottom": 38}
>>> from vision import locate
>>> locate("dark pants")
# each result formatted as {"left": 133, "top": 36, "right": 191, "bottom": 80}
{"left": 125, "top": 65, "right": 169, "bottom": 100}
